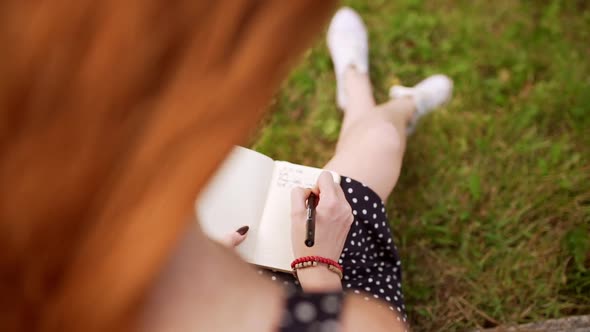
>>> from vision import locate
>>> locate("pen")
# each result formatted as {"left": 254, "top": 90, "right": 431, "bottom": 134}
{"left": 305, "top": 193, "right": 317, "bottom": 247}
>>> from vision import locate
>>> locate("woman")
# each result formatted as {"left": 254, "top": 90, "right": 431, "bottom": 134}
{"left": 144, "top": 7, "right": 452, "bottom": 332}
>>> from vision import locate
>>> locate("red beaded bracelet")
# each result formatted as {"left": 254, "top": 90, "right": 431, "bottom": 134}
{"left": 291, "top": 256, "right": 344, "bottom": 280}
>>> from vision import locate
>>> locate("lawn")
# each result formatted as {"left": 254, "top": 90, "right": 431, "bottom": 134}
{"left": 250, "top": 0, "right": 590, "bottom": 331}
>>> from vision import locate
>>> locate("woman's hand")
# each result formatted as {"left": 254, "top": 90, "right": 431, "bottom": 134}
{"left": 291, "top": 171, "right": 353, "bottom": 291}
{"left": 222, "top": 226, "right": 249, "bottom": 248}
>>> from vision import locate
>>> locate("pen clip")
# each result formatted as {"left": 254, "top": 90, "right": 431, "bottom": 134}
{"left": 305, "top": 193, "right": 316, "bottom": 247}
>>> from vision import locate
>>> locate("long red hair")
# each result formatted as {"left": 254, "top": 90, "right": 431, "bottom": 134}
{"left": 0, "top": 1, "right": 335, "bottom": 330}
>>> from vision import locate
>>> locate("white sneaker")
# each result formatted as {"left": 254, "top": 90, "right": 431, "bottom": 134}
{"left": 327, "top": 7, "right": 369, "bottom": 110}
{"left": 389, "top": 74, "right": 453, "bottom": 134}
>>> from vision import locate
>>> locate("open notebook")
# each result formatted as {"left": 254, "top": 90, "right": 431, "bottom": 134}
{"left": 195, "top": 146, "right": 340, "bottom": 272}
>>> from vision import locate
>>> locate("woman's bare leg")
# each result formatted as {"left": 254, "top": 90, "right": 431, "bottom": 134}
{"left": 324, "top": 7, "right": 452, "bottom": 201}
{"left": 324, "top": 67, "right": 416, "bottom": 201}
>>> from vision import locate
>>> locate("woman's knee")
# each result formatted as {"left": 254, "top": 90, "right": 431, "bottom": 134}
{"left": 360, "top": 120, "right": 404, "bottom": 156}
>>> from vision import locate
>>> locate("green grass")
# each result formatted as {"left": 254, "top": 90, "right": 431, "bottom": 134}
{"left": 250, "top": 0, "right": 590, "bottom": 330}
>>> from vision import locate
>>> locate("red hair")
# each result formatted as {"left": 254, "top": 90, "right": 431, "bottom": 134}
{"left": 0, "top": 1, "right": 335, "bottom": 330}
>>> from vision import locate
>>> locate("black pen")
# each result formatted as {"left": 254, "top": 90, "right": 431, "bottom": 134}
{"left": 305, "top": 193, "right": 317, "bottom": 247}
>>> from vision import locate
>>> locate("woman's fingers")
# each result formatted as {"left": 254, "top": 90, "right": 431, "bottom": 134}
{"left": 316, "top": 171, "right": 337, "bottom": 197}
{"left": 291, "top": 187, "right": 312, "bottom": 219}
{"left": 289, "top": 171, "right": 354, "bottom": 266}
{"left": 223, "top": 226, "right": 249, "bottom": 247}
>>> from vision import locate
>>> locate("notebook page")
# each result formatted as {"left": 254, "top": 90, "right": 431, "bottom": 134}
{"left": 253, "top": 161, "right": 340, "bottom": 272}
{"left": 195, "top": 146, "right": 274, "bottom": 262}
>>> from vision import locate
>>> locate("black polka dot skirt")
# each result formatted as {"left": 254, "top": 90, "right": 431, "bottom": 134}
{"left": 258, "top": 175, "right": 407, "bottom": 324}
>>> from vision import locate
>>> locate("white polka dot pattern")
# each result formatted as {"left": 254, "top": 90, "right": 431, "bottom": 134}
{"left": 321, "top": 295, "right": 341, "bottom": 314}
{"left": 281, "top": 292, "right": 345, "bottom": 331}
{"left": 294, "top": 301, "right": 317, "bottom": 323}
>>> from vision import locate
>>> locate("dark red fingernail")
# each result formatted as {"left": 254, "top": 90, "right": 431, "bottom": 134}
{"left": 236, "top": 226, "right": 249, "bottom": 235}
